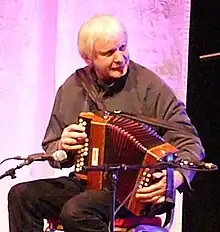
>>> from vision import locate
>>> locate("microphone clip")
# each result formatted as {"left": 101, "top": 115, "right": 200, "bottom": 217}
{"left": 0, "top": 159, "right": 33, "bottom": 180}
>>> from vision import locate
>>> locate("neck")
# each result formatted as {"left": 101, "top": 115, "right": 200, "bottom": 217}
{"left": 94, "top": 69, "right": 111, "bottom": 82}
{"left": 92, "top": 69, "right": 115, "bottom": 87}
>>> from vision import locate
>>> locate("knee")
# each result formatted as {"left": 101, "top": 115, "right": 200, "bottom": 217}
{"left": 60, "top": 198, "right": 80, "bottom": 223}
{"left": 60, "top": 192, "right": 109, "bottom": 230}
{"left": 8, "top": 182, "right": 29, "bottom": 204}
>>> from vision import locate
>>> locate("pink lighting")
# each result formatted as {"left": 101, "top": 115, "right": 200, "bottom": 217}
{"left": 0, "top": 1, "right": 191, "bottom": 231}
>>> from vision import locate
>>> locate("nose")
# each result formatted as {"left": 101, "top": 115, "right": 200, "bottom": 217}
{"left": 114, "top": 50, "right": 124, "bottom": 63}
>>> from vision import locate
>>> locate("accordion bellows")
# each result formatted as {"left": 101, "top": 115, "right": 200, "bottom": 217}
{"left": 75, "top": 112, "right": 178, "bottom": 215}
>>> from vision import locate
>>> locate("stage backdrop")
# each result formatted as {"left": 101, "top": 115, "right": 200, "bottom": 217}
{"left": 0, "top": 1, "right": 191, "bottom": 231}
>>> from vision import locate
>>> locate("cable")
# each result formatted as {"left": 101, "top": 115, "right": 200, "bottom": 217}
{"left": 106, "top": 160, "right": 217, "bottom": 232}
{"left": 107, "top": 177, "right": 142, "bottom": 232}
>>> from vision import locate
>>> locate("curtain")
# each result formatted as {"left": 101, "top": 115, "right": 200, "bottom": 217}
{"left": 0, "top": 1, "right": 191, "bottom": 231}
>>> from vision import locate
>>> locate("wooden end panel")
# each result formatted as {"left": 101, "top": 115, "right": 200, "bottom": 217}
{"left": 87, "top": 121, "right": 107, "bottom": 190}
{"left": 147, "top": 142, "right": 178, "bottom": 159}
{"left": 127, "top": 142, "right": 178, "bottom": 215}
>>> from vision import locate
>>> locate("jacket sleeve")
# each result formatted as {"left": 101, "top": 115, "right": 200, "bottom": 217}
{"left": 41, "top": 86, "right": 75, "bottom": 169}
{"left": 146, "top": 77, "right": 205, "bottom": 192}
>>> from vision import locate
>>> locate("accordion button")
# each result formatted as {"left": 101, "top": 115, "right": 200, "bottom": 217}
{"left": 138, "top": 185, "right": 143, "bottom": 189}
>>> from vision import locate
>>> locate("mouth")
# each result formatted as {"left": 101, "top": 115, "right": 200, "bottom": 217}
{"left": 112, "top": 59, "right": 129, "bottom": 71}
{"left": 112, "top": 66, "right": 125, "bottom": 72}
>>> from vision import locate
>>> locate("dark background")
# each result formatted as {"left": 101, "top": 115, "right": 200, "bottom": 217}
{"left": 183, "top": 0, "right": 220, "bottom": 231}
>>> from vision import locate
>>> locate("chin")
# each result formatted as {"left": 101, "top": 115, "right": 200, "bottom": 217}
{"left": 111, "top": 74, "right": 124, "bottom": 79}
{"left": 110, "top": 68, "right": 128, "bottom": 78}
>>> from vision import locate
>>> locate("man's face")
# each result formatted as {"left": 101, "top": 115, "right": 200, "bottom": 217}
{"left": 90, "top": 32, "right": 129, "bottom": 80}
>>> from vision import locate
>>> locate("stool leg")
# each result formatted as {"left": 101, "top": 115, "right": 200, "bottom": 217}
{"left": 48, "top": 222, "right": 55, "bottom": 232}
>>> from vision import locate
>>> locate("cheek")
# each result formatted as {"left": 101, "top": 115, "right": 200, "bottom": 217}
{"left": 94, "top": 56, "right": 119, "bottom": 72}
{"left": 124, "top": 51, "right": 129, "bottom": 59}
{"left": 95, "top": 59, "right": 112, "bottom": 73}
{"left": 101, "top": 57, "right": 115, "bottom": 68}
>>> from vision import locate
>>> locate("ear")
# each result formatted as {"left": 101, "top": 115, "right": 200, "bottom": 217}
{"left": 83, "top": 56, "right": 92, "bottom": 65}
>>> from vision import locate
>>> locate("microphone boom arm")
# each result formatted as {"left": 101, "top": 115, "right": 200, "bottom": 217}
{"left": 83, "top": 159, "right": 218, "bottom": 172}
{"left": 0, "top": 159, "right": 33, "bottom": 180}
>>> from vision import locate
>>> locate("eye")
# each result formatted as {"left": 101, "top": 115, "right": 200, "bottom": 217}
{"left": 100, "top": 49, "right": 116, "bottom": 57}
{"left": 119, "top": 44, "right": 127, "bottom": 51}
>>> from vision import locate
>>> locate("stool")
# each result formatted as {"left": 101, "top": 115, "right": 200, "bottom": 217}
{"left": 45, "top": 219, "right": 63, "bottom": 232}
{"left": 45, "top": 216, "right": 168, "bottom": 232}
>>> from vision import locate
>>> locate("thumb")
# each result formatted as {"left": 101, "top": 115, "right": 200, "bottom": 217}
{"left": 152, "top": 170, "right": 166, "bottom": 179}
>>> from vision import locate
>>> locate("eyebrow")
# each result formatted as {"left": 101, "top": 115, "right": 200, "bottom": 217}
{"left": 99, "top": 48, "right": 116, "bottom": 55}
{"left": 99, "top": 43, "right": 127, "bottom": 54}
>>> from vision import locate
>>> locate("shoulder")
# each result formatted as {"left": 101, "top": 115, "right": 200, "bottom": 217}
{"left": 58, "top": 66, "right": 89, "bottom": 95}
{"left": 129, "top": 60, "right": 175, "bottom": 96}
{"left": 52, "top": 66, "right": 90, "bottom": 124}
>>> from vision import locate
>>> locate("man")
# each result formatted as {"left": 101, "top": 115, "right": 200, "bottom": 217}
{"left": 8, "top": 14, "right": 204, "bottom": 232}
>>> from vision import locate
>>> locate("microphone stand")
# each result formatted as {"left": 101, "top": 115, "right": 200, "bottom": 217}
{"left": 83, "top": 165, "right": 123, "bottom": 232}
{"left": 83, "top": 157, "right": 218, "bottom": 232}
{"left": 83, "top": 162, "right": 176, "bottom": 232}
{"left": 109, "top": 169, "right": 118, "bottom": 232}
{"left": 0, "top": 159, "right": 33, "bottom": 180}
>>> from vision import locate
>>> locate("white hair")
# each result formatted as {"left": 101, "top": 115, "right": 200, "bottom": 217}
{"left": 77, "top": 14, "right": 127, "bottom": 61}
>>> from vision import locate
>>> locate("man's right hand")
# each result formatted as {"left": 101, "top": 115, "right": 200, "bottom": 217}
{"left": 58, "top": 124, "right": 87, "bottom": 152}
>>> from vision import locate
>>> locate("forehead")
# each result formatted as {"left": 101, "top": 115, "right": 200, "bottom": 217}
{"left": 93, "top": 32, "right": 127, "bottom": 52}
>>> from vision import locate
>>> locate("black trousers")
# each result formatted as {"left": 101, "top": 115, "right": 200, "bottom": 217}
{"left": 8, "top": 174, "right": 133, "bottom": 232}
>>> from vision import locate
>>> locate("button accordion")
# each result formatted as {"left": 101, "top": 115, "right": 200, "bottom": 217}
{"left": 74, "top": 111, "right": 178, "bottom": 215}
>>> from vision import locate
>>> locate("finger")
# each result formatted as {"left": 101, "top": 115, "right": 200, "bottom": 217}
{"left": 62, "top": 131, "right": 87, "bottom": 139}
{"left": 139, "top": 195, "right": 162, "bottom": 203}
{"left": 152, "top": 171, "right": 166, "bottom": 179}
{"left": 155, "top": 196, "right": 165, "bottom": 204}
{"left": 136, "top": 176, "right": 166, "bottom": 193}
{"left": 141, "top": 195, "right": 165, "bottom": 204}
{"left": 135, "top": 187, "right": 165, "bottom": 200}
{"left": 65, "top": 124, "right": 86, "bottom": 132}
{"left": 61, "top": 137, "right": 78, "bottom": 146}
{"left": 62, "top": 144, "right": 84, "bottom": 151}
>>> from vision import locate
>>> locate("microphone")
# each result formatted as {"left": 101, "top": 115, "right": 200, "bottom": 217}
{"left": 15, "top": 150, "right": 67, "bottom": 162}
{"left": 178, "top": 159, "right": 218, "bottom": 171}
{"left": 199, "top": 162, "right": 218, "bottom": 170}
